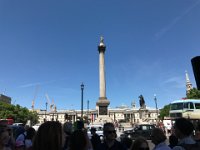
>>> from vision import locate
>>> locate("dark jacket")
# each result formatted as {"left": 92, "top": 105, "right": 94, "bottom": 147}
{"left": 96, "top": 140, "right": 126, "bottom": 150}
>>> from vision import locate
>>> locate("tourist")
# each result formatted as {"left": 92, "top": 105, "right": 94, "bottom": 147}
{"left": 151, "top": 128, "right": 171, "bottom": 150}
{"left": 32, "top": 121, "right": 63, "bottom": 150}
{"left": 16, "top": 125, "right": 29, "bottom": 143}
{"left": 168, "top": 134, "right": 178, "bottom": 149}
{"left": 0, "top": 121, "right": 15, "bottom": 150}
{"left": 68, "top": 129, "right": 93, "bottom": 150}
{"left": 24, "top": 127, "right": 36, "bottom": 149}
{"left": 90, "top": 127, "right": 101, "bottom": 150}
{"left": 194, "top": 122, "right": 200, "bottom": 142}
{"left": 63, "top": 118, "right": 73, "bottom": 150}
{"left": 96, "top": 122, "right": 126, "bottom": 150}
{"left": 0, "top": 124, "right": 12, "bottom": 150}
{"left": 131, "top": 137, "right": 149, "bottom": 150}
{"left": 172, "top": 118, "right": 199, "bottom": 150}
{"left": 121, "top": 137, "right": 133, "bottom": 150}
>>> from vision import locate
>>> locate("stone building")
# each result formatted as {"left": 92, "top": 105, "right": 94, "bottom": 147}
{"left": 36, "top": 104, "right": 159, "bottom": 125}
{"left": 0, "top": 94, "right": 11, "bottom": 104}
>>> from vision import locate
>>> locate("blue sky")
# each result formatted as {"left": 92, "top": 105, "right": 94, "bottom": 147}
{"left": 0, "top": 0, "right": 200, "bottom": 111}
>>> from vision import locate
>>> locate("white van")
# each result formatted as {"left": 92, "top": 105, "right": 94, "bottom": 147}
{"left": 87, "top": 124, "right": 103, "bottom": 139}
{"left": 13, "top": 123, "right": 24, "bottom": 126}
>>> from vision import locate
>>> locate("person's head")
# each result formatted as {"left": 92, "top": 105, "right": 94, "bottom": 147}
{"left": 69, "top": 130, "right": 87, "bottom": 150}
{"left": 26, "top": 127, "right": 36, "bottom": 140}
{"left": 103, "top": 122, "right": 116, "bottom": 141}
{"left": 74, "top": 120, "right": 84, "bottom": 131}
{"left": 121, "top": 137, "right": 133, "bottom": 149}
{"left": 131, "top": 137, "right": 149, "bottom": 150}
{"left": 151, "top": 128, "right": 166, "bottom": 145}
{"left": 90, "top": 127, "right": 96, "bottom": 135}
{"left": 63, "top": 121, "right": 73, "bottom": 135}
{"left": 33, "top": 121, "right": 63, "bottom": 150}
{"left": 169, "top": 134, "right": 178, "bottom": 147}
{"left": 174, "top": 118, "right": 194, "bottom": 139}
{"left": 24, "top": 125, "right": 30, "bottom": 131}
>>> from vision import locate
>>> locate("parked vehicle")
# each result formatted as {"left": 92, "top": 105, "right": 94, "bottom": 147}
{"left": 13, "top": 123, "right": 24, "bottom": 126}
{"left": 170, "top": 99, "right": 200, "bottom": 119}
{"left": 87, "top": 124, "right": 103, "bottom": 139}
{"left": 32, "top": 124, "right": 41, "bottom": 131}
{"left": 120, "top": 124, "right": 155, "bottom": 140}
{"left": 0, "top": 118, "right": 14, "bottom": 125}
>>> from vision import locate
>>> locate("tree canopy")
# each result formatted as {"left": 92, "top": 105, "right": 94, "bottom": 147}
{"left": 159, "top": 104, "right": 170, "bottom": 120}
{"left": 187, "top": 88, "right": 200, "bottom": 99}
{"left": 0, "top": 102, "right": 38, "bottom": 125}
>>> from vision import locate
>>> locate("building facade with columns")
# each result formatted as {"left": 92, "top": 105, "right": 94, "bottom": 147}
{"left": 36, "top": 104, "right": 159, "bottom": 125}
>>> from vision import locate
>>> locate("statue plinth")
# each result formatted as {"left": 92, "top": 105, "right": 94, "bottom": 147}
{"left": 139, "top": 105, "right": 146, "bottom": 110}
{"left": 96, "top": 97, "right": 110, "bottom": 115}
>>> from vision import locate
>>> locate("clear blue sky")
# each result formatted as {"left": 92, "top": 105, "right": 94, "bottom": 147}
{"left": 0, "top": 0, "right": 200, "bottom": 111}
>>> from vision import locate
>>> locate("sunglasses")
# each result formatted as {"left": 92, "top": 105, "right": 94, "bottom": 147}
{"left": 105, "top": 130, "right": 116, "bottom": 134}
{"left": 139, "top": 148, "right": 149, "bottom": 150}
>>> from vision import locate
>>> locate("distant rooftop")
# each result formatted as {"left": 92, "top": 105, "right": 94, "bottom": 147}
{"left": 0, "top": 94, "right": 11, "bottom": 104}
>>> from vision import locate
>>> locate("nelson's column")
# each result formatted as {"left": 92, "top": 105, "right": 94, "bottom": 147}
{"left": 96, "top": 37, "right": 110, "bottom": 115}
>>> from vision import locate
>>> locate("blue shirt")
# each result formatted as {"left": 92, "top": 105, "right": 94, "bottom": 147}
{"left": 172, "top": 136, "right": 196, "bottom": 150}
{"left": 153, "top": 142, "right": 171, "bottom": 150}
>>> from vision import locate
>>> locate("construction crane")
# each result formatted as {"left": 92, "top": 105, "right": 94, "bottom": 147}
{"left": 31, "top": 85, "right": 39, "bottom": 111}
{"left": 45, "top": 94, "right": 55, "bottom": 112}
{"left": 50, "top": 99, "right": 55, "bottom": 112}
{"left": 45, "top": 94, "right": 50, "bottom": 112}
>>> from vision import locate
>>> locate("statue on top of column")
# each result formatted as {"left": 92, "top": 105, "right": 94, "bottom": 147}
{"left": 139, "top": 95, "right": 145, "bottom": 108}
{"left": 99, "top": 36, "right": 105, "bottom": 46}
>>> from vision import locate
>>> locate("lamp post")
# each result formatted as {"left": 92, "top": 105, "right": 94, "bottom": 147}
{"left": 154, "top": 94, "right": 158, "bottom": 121}
{"left": 87, "top": 100, "right": 89, "bottom": 120}
{"left": 81, "top": 83, "right": 84, "bottom": 119}
{"left": 45, "top": 102, "right": 48, "bottom": 121}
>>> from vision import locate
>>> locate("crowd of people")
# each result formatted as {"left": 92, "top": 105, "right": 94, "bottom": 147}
{"left": 0, "top": 117, "right": 200, "bottom": 150}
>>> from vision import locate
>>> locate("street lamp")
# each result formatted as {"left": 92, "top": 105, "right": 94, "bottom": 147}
{"left": 45, "top": 102, "right": 48, "bottom": 121}
{"left": 81, "top": 83, "right": 84, "bottom": 119}
{"left": 154, "top": 94, "right": 158, "bottom": 121}
{"left": 87, "top": 100, "right": 89, "bottom": 119}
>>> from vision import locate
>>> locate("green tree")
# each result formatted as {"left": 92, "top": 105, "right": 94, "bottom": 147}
{"left": 0, "top": 102, "right": 38, "bottom": 125}
{"left": 187, "top": 88, "right": 200, "bottom": 99}
{"left": 159, "top": 104, "right": 170, "bottom": 120}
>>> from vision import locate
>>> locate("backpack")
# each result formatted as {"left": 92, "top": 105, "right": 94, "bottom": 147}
{"left": 179, "top": 142, "right": 200, "bottom": 150}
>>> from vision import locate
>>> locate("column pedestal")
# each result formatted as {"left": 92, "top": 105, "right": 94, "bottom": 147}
{"left": 96, "top": 97, "right": 110, "bottom": 115}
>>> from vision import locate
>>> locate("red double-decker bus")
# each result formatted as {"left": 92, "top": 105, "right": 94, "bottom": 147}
{"left": 0, "top": 118, "right": 14, "bottom": 125}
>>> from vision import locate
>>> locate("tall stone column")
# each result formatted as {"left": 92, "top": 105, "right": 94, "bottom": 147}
{"left": 96, "top": 37, "right": 110, "bottom": 115}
